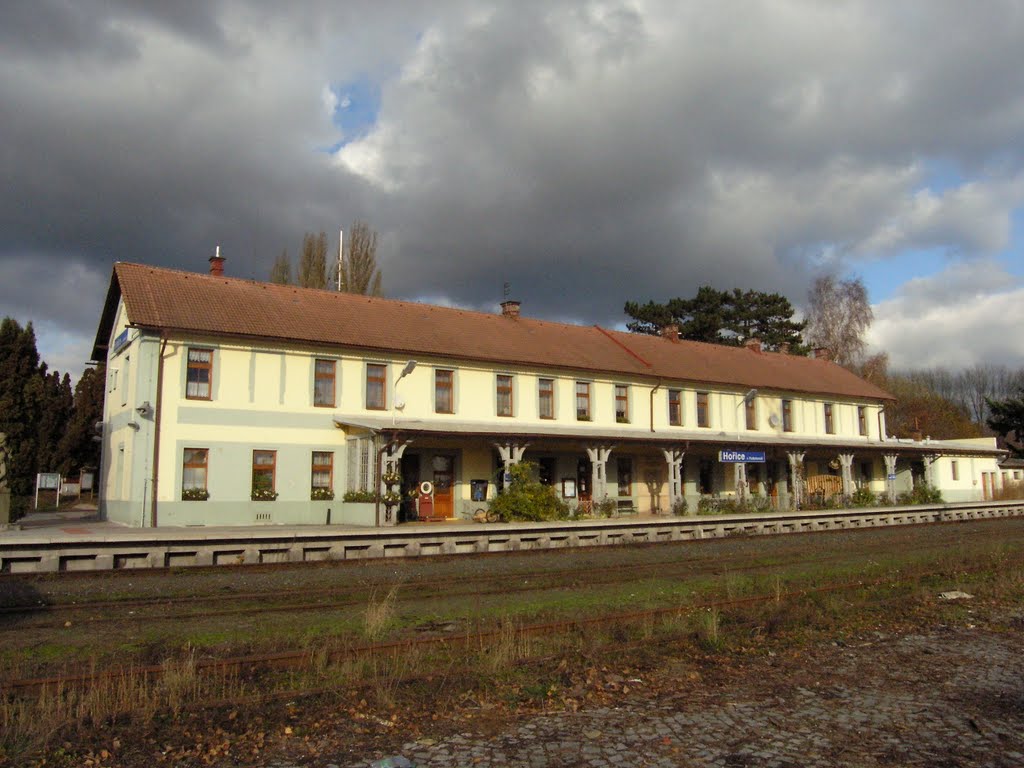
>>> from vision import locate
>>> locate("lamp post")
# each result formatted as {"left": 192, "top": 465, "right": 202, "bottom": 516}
{"left": 392, "top": 360, "right": 417, "bottom": 425}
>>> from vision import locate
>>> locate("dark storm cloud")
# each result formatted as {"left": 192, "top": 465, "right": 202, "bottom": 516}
{"left": 1, "top": 0, "right": 1023, "bottom": 373}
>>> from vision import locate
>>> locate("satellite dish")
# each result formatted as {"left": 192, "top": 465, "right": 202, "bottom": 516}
{"left": 768, "top": 414, "right": 781, "bottom": 428}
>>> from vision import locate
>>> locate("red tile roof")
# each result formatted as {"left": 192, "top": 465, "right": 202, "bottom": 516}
{"left": 93, "top": 262, "right": 893, "bottom": 402}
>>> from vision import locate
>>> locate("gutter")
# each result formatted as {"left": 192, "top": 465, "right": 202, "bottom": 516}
{"left": 151, "top": 334, "right": 167, "bottom": 527}
{"left": 650, "top": 380, "right": 662, "bottom": 432}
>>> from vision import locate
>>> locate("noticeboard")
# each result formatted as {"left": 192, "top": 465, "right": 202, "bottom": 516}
{"left": 37, "top": 473, "right": 61, "bottom": 490}
{"left": 81, "top": 472, "right": 94, "bottom": 491}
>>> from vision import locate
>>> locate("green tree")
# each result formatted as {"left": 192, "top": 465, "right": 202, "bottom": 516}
{"left": 625, "top": 286, "right": 805, "bottom": 351}
{"left": 987, "top": 389, "right": 1024, "bottom": 455}
{"left": 34, "top": 367, "right": 73, "bottom": 474}
{"left": 56, "top": 365, "right": 105, "bottom": 475}
{"left": 336, "top": 220, "right": 383, "bottom": 296}
{"left": 269, "top": 249, "right": 291, "bottom": 284}
{"left": 297, "top": 232, "right": 328, "bottom": 288}
{"left": 0, "top": 318, "right": 43, "bottom": 517}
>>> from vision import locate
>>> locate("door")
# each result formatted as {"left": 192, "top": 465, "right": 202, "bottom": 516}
{"left": 400, "top": 454, "right": 420, "bottom": 523}
{"left": 432, "top": 455, "right": 455, "bottom": 519}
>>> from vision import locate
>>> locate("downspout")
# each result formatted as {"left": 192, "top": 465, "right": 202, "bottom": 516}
{"left": 649, "top": 380, "right": 662, "bottom": 432}
{"left": 151, "top": 334, "right": 167, "bottom": 527}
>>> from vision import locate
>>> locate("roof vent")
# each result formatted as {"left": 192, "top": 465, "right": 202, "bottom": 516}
{"left": 660, "top": 323, "right": 680, "bottom": 342}
{"left": 500, "top": 300, "right": 521, "bottom": 319}
{"left": 209, "top": 246, "right": 225, "bottom": 277}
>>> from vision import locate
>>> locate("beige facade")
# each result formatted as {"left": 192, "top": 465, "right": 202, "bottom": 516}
{"left": 94, "top": 265, "right": 1006, "bottom": 527}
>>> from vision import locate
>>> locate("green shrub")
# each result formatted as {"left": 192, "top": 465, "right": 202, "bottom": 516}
{"left": 671, "top": 497, "right": 688, "bottom": 516}
{"left": 898, "top": 483, "right": 943, "bottom": 505}
{"left": 593, "top": 497, "right": 617, "bottom": 518}
{"left": 343, "top": 490, "right": 378, "bottom": 503}
{"left": 850, "top": 485, "right": 876, "bottom": 507}
{"left": 486, "top": 462, "right": 571, "bottom": 522}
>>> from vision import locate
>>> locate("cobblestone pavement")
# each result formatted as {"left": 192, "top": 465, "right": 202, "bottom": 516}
{"left": 333, "top": 623, "right": 1024, "bottom": 768}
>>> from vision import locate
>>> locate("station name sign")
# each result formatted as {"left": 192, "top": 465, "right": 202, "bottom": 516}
{"left": 719, "top": 450, "right": 766, "bottom": 463}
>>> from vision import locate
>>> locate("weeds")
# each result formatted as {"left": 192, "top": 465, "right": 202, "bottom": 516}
{"left": 364, "top": 585, "right": 400, "bottom": 641}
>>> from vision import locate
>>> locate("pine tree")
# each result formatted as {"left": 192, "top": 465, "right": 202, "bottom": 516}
{"left": 35, "top": 368, "right": 73, "bottom": 474}
{"left": 0, "top": 318, "right": 44, "bottom": 516}
{"left": 56, "top": 365, "right": 105, "bottom": 475}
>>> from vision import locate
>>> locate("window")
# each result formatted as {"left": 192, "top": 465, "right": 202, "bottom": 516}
{"left": 824, "top": 403, "right": 835, "bottom": 434}
{"left": 314, "top": 359, "right": 336, "bottom": 407}
{"left": 496, "top": 374, "right": 514, "bottom": 416}
{"left": 782, "top": 399, "right": 793, "bottom": 432}
{"left": 182, "top": 448, "right": 208, "bottom": 494}
{"left": 745, "top": 396, "right": 757, "bottom": 430}
{"left": 312, "top": 451, "right": 333, "bottom": 491}
{"left": 346, "top": 436, "right": 377, "bottom": 492}
{"left": 950, "top": 460, "right": 959, "bottom": 482}
{"left": 860, "top": 461, "right": 873, "bottom": 483}
{"left": 617, "top": 457, "right": 632, "bottom": 496}
{"left": 186, "top": 348, "right": 213, "bottom": 400}
{"left": 435, "top": 369, "right": 454, "bottom": 414}
{"left": 252, "top": 450, "right": 276, "bottom": 497}
{"left": 366, "top": 363, "right": 386, "bottom": 410}
{"left": 538, "top": 378, "right": 555, "bottom": 419}
{"left": 668, "top": 389, "right": 682, "bottom": 426}
{"left": 615, "top": 385, "right": 630, "bottom": 423}
{"left": 696, "top": 392, "right": 710, "bottom": 428}
{"left": 857, "top": 406, "right": 868, "bottom": 436}
{"left": 575, "top": 381, "right": 591, "bottom": 421}
{"left": 1015, "top": 470, "right": 1022, "bottom": 481}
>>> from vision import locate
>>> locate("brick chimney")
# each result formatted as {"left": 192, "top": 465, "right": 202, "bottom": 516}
{"left": 500, "top": 300, "right": 521, "bottom": 319}
{"left": 660, "top": 323, "right": 680, "bottom": 342}
{"left": 209, "top": 246, "right": 225, "bottom": 277}
{"left": 743, "top": 337, "right": 762, "bottom": 352}
{"left": 813, "top": 347, "right": 832, "bottom": 362}
{"left": 777, "top": 342, "right": 790, "bottom": 354}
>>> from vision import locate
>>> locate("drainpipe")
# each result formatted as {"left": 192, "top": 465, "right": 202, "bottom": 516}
{"left": 150, "top": 335, "right": 167, "bottom": 527}
{"left": 650, "top": 380, "right": 662, "bottom": 432}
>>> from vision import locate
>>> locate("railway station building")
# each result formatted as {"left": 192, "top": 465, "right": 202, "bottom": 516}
{"left": 91, "top": 256, "right": 1006, "bottom": 528}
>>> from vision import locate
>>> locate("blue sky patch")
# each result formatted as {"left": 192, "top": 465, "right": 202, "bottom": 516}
{"left": 323, "top": 74, "right": 382, "bottom": 152}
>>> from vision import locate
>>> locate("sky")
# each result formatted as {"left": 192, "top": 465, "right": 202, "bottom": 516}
{"left": 2, "top": 0, "right": 1023, "bottom": 380}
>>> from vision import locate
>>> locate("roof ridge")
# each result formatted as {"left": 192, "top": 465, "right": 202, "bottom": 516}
{"left": 114, "top": 261, "right": 603, "bottom": 331}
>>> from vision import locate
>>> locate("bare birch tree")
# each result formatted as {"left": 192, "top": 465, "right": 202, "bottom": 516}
{"left": 804, "top": 276, "right": 873, "bottom": 367}
{"left": 335, "top": 220, "right": 383, "bottom": 296}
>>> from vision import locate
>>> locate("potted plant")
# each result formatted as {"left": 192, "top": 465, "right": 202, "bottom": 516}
{"left": 182, "top": 487, "right": 209, "bottom": 501}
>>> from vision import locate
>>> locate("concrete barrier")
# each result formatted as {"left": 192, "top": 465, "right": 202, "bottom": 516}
{"left": 1, "top": 501, "right": 1023, "bottom": 575}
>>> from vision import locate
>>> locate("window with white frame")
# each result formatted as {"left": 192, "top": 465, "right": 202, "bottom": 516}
{"left": 346, "top": 436, "right": 377, "bottom": 493}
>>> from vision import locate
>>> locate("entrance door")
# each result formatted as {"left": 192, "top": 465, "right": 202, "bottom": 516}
{"left": 432, "top": 455, "right": 455, "bottom": 519}
{"left": 576, "top": 458, "right": 591, "bottom": 514}
{"left": 400, "top": 454, "right": 420, "bottom": 523}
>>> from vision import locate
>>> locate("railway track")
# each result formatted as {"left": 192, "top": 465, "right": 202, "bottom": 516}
{"left": 1, "top": 518, "right": 1014, "bottom": 629}
{"left": 4, "top": 556, "right": 1010, "bottom": 697}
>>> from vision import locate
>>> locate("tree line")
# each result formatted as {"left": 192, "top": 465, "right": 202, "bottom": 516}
{"left": 269, "top": 219, "right": 383, "bottom": 295}
{"left": 0, "top": 318, "right": 103, "bottom": 516}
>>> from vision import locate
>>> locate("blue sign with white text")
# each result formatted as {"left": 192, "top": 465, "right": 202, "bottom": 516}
{"left": 719, "top": 450, "right": 766, "bottom": 463}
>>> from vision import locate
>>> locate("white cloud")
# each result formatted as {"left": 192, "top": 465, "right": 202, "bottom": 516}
{"left": 868, "top": 261, "right": 1024, "bottom": 369}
